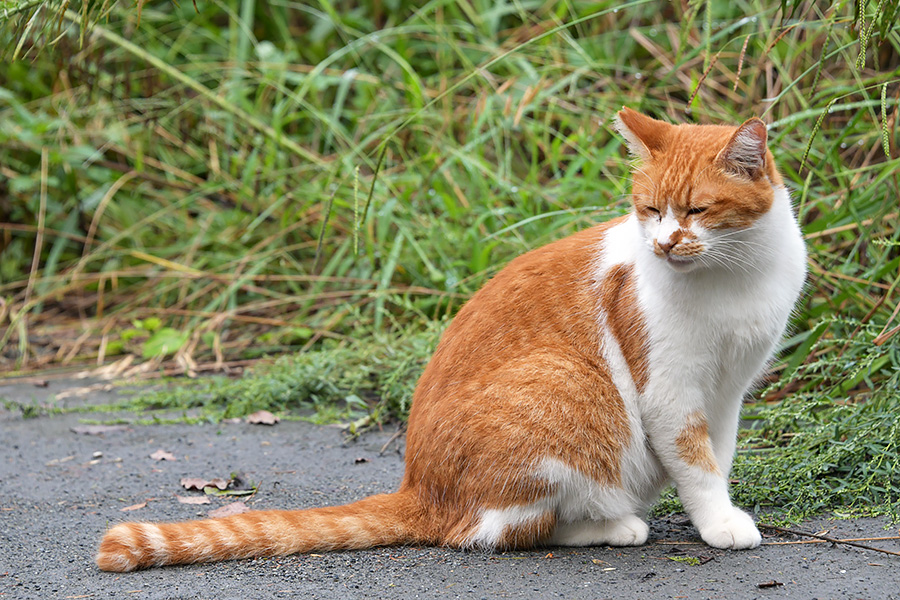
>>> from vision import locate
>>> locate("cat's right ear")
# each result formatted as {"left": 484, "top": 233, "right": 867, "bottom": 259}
{"left": 614, "top": 107, "right": 671, "bottom": 161}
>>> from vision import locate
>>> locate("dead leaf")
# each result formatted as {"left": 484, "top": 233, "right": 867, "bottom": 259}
{"left": 246, "top": 410, "right": 279, "bottom": 425}
{"left": 150, "top": 449, "right": 177, "bottom": 461}
{"left": 208, "top": 501, "right": 249, "bottom": 518}
{"left": 207, "top": 477, "right": 230, "bottom": 490}
{"left": 120, "top": 502, "right": 147, "bottom": 512}
{"left": 180, "top": 477, "right": 208, "bottom": 490}
{"left": 757, "top": 581, "right": 784, "bottom": 589}
{"left": 71, "top": 425, "right": 131, "bottom": 436}
{"left": 200, "top": 472, "right": 258, "bottom": 496}
{"left": 180, "top": 477, "right": 229, "bottom": 491}
{"left": 176, "top": 495, "right": 210, "bottom": 505}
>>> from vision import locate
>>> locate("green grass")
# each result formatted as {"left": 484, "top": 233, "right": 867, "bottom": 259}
{"left": 1, "top": 0, "right": 899, "bottom": 521}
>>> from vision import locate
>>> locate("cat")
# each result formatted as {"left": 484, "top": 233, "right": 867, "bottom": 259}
{"left": 96, "top": 108, "right": 807, "bottom": 571}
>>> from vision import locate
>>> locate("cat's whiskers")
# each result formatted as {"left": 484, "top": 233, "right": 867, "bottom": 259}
{"left": 710, "top": 229, "right": 768, "bottom": 248}
{"left": 703, "top": 244, "right": 768, "bottom": 276}
{"left": 715, "top": 236, "right": 775, "bottom": 260}
{"left": 695, "top": 251, "right": 739, "bottom": 276}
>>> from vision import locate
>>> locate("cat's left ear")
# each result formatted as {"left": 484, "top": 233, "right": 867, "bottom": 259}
{"left": 717, "top": 118, "right": 768, "bottom": 179}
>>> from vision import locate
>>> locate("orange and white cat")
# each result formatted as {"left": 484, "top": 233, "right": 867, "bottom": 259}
{"left": 96, "top": 108, "right": 806, "bottom": 571}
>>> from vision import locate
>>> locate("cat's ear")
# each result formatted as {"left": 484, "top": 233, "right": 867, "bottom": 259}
{"left": 717, "top": 118, "right": 768, "bottom": 179}
{"left": 614, "top": 107, "right": 671, "bottom": 161}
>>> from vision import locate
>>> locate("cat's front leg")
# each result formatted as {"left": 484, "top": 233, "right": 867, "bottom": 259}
{"left": 678, "top": 472, "right": 761, "bottom": 549}
{"left": 643, "top": 403, "right": 761, "bottom": 550}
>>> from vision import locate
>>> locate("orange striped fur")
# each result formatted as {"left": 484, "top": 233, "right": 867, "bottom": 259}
{"left": 97, "top": 109, "right": 806, "bottom": 570}
{"left": 97, "top": 494, "right": 425, "bottom": 571}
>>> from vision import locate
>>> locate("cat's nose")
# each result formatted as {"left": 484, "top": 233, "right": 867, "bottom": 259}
{"left": 657, "top": 239, "right": 676, "bottom": 254}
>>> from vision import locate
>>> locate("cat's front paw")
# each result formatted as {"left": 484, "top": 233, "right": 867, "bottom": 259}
{"left": 698, "top": 508, "right": 761, "bottom": 550}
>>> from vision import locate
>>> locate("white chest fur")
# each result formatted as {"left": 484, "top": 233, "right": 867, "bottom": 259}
{"left": 636, "top": 186, "right": 806, "bottom": 397}
{"left": 587, "top": 185, "right": 804, "bottom": 514}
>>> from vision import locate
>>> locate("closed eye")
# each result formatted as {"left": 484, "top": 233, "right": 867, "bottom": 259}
{"left": 645, "top": 206, "right": 660, "bottom": 216}
{"left": 688, "top": 207, "right": 708, "bottom": 215}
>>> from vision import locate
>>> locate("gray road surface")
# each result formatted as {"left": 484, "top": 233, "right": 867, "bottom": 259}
{"left": 1, "top": 378, "right": 897, "bottom": 600}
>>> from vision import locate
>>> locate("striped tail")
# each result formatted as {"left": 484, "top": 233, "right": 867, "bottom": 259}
{"left": 96, "top": 492, "right": 423, "bottom": 572}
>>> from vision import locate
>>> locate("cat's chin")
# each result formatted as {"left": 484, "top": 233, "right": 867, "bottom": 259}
{"left": 663, "top": 255, "right": 700, "bottom": 272}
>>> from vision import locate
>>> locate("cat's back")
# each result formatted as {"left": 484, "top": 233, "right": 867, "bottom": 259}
{"left": 422, "top": 215, "right": 628, "bottom": 382}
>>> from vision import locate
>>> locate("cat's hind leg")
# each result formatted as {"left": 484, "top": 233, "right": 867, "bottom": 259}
{"left": 462, "top": 506, "right": 557, "bottom": 551}
{"left": 549, "top": 515, "right": 649, "bottom": 547}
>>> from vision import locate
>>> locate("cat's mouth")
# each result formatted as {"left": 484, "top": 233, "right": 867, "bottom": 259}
{"left": 664, "top": 253, "right": 699, "bottom": 272}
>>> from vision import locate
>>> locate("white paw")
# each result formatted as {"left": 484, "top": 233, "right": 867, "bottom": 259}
{"left": 699, "top": 508, "right": 761, "bottom": 550}
{"left": 604, "top": 515, "right": 650, "bottom": 546}
{"left": 551, "top": 516, "right": 649, "bottom": 547}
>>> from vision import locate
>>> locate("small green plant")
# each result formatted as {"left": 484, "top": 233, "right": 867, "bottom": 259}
{"left": 70, "top": 323, "right": 440, "bottom": 425}
{"left": 734, "top": 318, "right": 900, "bottom": 522}
{"left": 666, "top": 556, "right": 701, "bottom": 567}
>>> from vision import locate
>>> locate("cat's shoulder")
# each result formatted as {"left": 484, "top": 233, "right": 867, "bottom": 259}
{"left": 504, "top": 213, "right": 632, "bottom": 271}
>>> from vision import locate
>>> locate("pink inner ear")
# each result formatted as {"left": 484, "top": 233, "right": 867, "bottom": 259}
{"left": 719, "top": 119, "right": 768, "bottom": 178}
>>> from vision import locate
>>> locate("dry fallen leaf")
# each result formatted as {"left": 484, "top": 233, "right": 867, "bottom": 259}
{"left": 180, "top": 477, "right": 230, "bottom": 491}
{"left": 246, "top": 410, "right": 279, "bottom": 425}
{"left": 208, "top": 501, "right": 249, "bottom": 518}
{"left": 180, "top": 477, "right": 208, "bottom": 490}
{"left": 70, "top": 425, "right": 132, "bottom": 436}
{"left": 120, "top": 502, "right": 147, "bottom": 512}
{"left": 150, "top": 449, "right": 177, "bottom": 461}
{"left": 176, "top": 495, "right": 211, "bottom": 505}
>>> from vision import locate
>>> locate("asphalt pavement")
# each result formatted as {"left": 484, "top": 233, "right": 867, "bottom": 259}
{"left": 1, "top": 377, "right": 897, "bottom": 600}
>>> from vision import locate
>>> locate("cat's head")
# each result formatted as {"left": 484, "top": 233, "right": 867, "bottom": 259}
{"left": 614, "top": 108, "right": 783, "bottom": 273}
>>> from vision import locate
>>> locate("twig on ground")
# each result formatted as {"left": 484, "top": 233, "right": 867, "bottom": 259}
{"left": 765, "top": 536, "right": 900, "bottom": 545}
{"left": 379, "top": 426, "right": 407, "bottom": 455}
{"left": 759, "top": 524, "right": 900, "bottom": 557}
